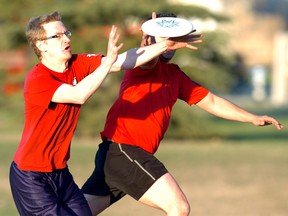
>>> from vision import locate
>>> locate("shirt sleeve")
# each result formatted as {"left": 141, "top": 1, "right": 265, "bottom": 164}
{"left": 75, "top": 54, "right": 103, "bottom": 79}
{"left": 176, "top": 66, "right": 209, "bottom": 105}
{"left": 25, "top": 54, "right": 103, "bottom": 108}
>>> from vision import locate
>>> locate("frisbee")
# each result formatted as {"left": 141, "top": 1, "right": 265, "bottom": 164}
{"left": 141, "top": 17, "right": 194, "bottom": 37}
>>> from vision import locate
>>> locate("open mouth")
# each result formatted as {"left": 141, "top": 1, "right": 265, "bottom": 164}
{"left": 64, "top": 45, "right": 71, "bottom": 51}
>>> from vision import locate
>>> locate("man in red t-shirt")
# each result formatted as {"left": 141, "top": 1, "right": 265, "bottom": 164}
{"left": 9, "top": 11, "right": 199, "bottom": 216}
{"left": 82, "top": 12, "right": 283, "bottom": 215}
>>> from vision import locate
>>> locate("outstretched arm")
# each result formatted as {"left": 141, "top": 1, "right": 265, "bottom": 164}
{"left": 196, "top": 92, "right": 284, "bottom": 130}
{"left": 52, "top": 25, "right": 123, "bottom": 104}
{"left": 108, "top": 31, "right": 202, "bottom": 72}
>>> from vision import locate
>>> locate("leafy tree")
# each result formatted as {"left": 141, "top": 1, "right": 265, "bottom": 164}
{"left": 0, "top": 0, "right": 244, "bottom": 139}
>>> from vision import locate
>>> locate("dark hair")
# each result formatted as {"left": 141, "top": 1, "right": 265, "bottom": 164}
{"left": 26, "top": 11, "right": 62, "bottom": 59}
{"left": 156, "top": 12, "right": 177, "bottom": 18}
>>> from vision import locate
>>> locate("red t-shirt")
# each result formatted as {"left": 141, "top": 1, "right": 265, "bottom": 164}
{"left": 14, "top": 54, "right": 102, "bottom": 172}
{"left": 101, "top": 60, "right": 209, "bottom": 154}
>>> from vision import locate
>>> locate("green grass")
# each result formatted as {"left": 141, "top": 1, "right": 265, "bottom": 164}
{"left": 1, "top": 138, "right": 288, "bottom": 216}
{"left": 1, "top": 102, "right": 287, "bottom": 215}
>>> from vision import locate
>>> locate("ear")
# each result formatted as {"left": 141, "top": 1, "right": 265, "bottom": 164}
{"left": 36, "top": 40, "right": 47, "bottom": 52}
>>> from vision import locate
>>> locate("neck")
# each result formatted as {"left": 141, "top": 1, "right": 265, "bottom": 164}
{"left": 41, "top": 58, "right": 69, "bottom": 73}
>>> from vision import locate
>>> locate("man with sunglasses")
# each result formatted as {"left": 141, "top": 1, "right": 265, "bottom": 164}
{"left": 9, "top": 11, "right": 202, "bottom": 216}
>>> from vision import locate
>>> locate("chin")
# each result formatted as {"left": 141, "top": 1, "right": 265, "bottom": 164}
{"left": 159, "top": 55, "right": 172, "bottom": 63}
{"left": 65, "top": 52, "right": 72, "bottom": 60}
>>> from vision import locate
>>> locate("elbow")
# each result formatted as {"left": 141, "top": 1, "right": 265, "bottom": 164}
{"left": 71, "top": 94, "right": 88, "bottom": 105}
{"left": 77, "top": 99, "right": 86, "bottom": 105}
{"left": 76, "top": 95, "right": 89, "bottom": 105}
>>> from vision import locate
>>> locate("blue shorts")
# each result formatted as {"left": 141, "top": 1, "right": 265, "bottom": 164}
{"left": 9, "top": 161, "right": 92, "bottom": 216}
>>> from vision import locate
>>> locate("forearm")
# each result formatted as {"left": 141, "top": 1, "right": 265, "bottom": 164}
{"left": 210, "top": 97, "right": 256, "bottom": 122}
{"left": 52, "top": 59, "right": 113, "bottom": 104}
{"left": 197, "top": 93, "right": 256, "bottom": 123}
{"left": 110, "top": 40, "right": 168, "bottom": 71}
{"left": 197, "top": 93, "right": 283, "bottom": 129}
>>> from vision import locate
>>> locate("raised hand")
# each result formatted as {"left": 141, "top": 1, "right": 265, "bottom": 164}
{"left": 105, "top": 25, "right": 124, "bottom": 65}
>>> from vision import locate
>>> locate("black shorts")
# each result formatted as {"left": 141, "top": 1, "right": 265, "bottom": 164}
{"left": 81, "top": 141, "right": 168, "bottom": 203}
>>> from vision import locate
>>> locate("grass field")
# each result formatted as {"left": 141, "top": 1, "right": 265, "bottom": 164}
{"left": 1, "top": 102, "right": 287, "bottom": 215}
{"left": 1, "top": 138, "right": 288, "bottom": 215}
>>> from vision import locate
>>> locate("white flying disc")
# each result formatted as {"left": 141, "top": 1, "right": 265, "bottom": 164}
{"left": 141, "top": 17, "right": 194, "bottom": 37}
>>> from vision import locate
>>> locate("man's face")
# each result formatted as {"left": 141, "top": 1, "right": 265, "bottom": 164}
{"left": 41, "top": 21, "right": 72, "bottom": 62}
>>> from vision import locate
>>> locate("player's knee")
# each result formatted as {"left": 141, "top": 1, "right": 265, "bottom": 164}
{"left": 179, "top": 201, "right": 190, "bottom": 216}
{"left": 170, "top": 200, "right": 190, "bottom": 216}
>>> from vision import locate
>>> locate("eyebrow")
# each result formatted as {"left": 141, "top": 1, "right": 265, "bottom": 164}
{"left": 49, "top": 31, "right": 67, "bottom": 34}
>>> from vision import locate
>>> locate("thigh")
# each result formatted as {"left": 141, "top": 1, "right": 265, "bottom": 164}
{"left": 59, "top": 167, "right": 92, "bottom": 216}
{"left": 104, "top": 143, "right": 168, "bottom": 200}
{"left": 9, "top": 161, "right": 57, "bottom": 215}
{"left": 82, "top": 142, "right": 126, "bottom": 205}
{"left": 139, "top": 172, "right": 189, "bottom": 212}
{"left": 9, "top": 162, "right": 91, "bottom": 216}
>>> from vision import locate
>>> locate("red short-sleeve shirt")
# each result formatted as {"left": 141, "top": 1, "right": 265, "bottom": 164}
{"left": 14, "top": 54, "right": 102, "bottom": 171}
{"left": 101, "top": 60, "right": 209, "bottom": 154}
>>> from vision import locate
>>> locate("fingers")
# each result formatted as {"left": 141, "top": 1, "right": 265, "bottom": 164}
{"left": 113, "top": 34, "right": 124, "bottom": 50}
{"left": 166, "top": 37, "right": 203, "bottom": 51}
{"left": 185, "top": 44, "right": 199, "bottom": 50}
{"left": 265, "top": 121, "right": 283, "bottom": 130}
{"left": 108, "top": 25, "right": 123, "bottom": 49}
{"left": 110, "top": 26, "right": 119, "bottom": 42}
{"left": 109, "top": 25, "right": 117, "bottom": 39}
{"left": 189, "top": 39, "right": 203, "bottom": 44}
{"left": 271, "top": 121, "right": 284, "bottom": 130}
{"left": 257, "top": 116, "right": 284, "bottom": 130}
{"left": 117, "top": 42, "right": 124, "bottom": 50}
{"left": 277, "top": 122, "right": 284, "bottom": 130}
{"left": 106, "top": 25, "right": 124, "bottom": 66}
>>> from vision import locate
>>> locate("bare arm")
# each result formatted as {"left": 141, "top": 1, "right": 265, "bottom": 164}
{"left": 52, "top": 26, "right": 123, "bottom": 104}
{"left": 108, "top": 32, "right": 203, "bottom": 72}
{"left": 196, "top": 92, "right": 283, "bottom": 130}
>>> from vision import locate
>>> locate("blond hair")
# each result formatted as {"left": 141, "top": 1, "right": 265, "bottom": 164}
{"left": 26, "top": 11, "right": 62, "bottom": 59}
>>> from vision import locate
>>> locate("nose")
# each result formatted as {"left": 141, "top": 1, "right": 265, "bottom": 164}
{"left": 63, "top": 34, "right": 71, "bottom": 42}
